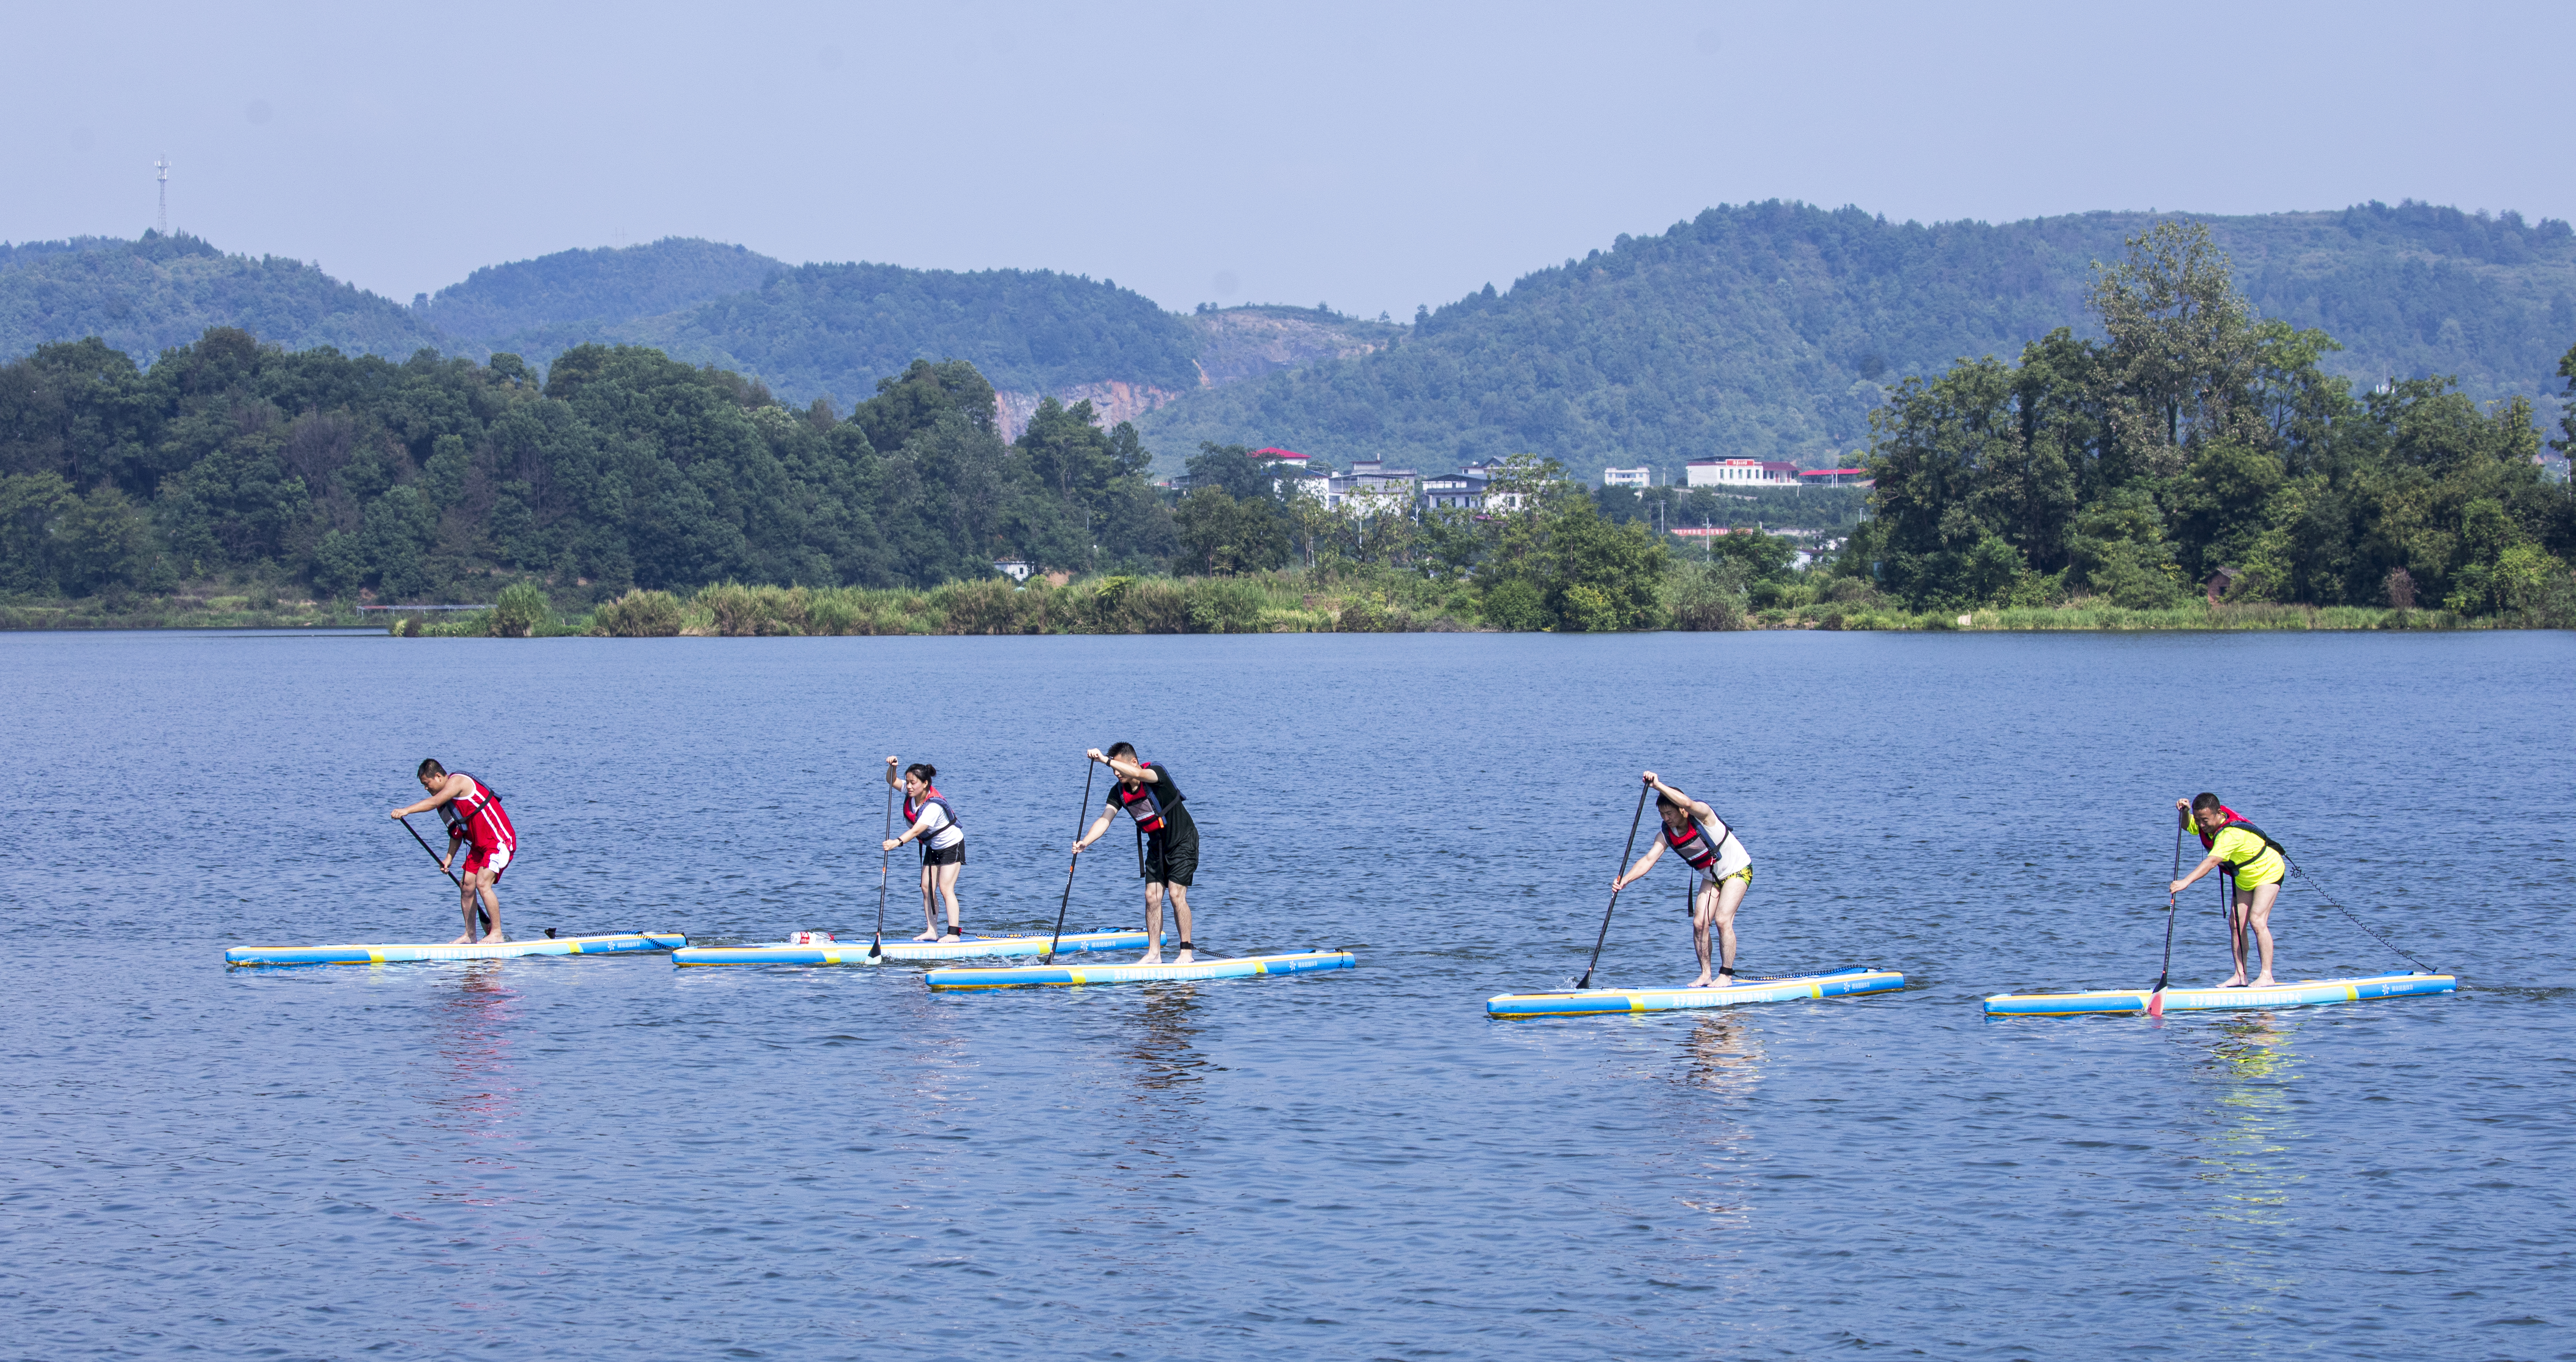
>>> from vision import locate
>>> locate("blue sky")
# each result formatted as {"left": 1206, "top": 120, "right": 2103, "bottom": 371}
{"left": 4, "top": 0, "right": 2568, "bottom": 318}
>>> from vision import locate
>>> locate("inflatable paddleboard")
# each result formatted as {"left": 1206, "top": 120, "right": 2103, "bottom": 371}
{"left": 674, "top": 929, "right": 1161, "bottom": 967}
{"left": 923, "top": 949, "right": 1355, "bottom": 991}
{"left": 1982, "top": 972, "right": 2455, "bottom": 1016}
{"left": 225, "top": 931, "right": 686, "bottom": 967}
{"left": 1486, "top": 967, "right": 1905, "bottom": 1018}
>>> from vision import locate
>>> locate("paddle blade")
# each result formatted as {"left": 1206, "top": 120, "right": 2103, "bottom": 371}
{"left": 2146, "top": 989, "right": 2164, "bottom": 1019}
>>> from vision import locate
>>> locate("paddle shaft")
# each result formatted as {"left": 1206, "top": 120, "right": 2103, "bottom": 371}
{"left": 869, "top": 782, "right": 893, "bottom": 958}
{"left": 1576, "top": 781, "right": 1655, "bottom": 990}
{"left": 398, "top": 813, "right": 491, "bottom": 934}
{"left": 1044, "top": 760, "right": 1100, "bottom": 963}
{"left": 2148, "top": 813, "right": 2185, "bottom": 1014}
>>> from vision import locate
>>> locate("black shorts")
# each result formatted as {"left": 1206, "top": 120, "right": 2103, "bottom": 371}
{"left": 921, "top": 841, "right": 964, "bottom": 868}
{"left": 1140, "top": 824, "right": 1197, "bottom": 887}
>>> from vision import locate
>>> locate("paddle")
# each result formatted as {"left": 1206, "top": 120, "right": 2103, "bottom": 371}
{"left": 867, "top": 780, "right": 894, "bottom": 960}
{"left": 398, "top": 813, "right": 492, "bottom": 936}
{"left": 1575, "top": 777, "right": 1655, "bottom": 991}
{"left": 1044, "top": 758, "right": 1101, "bottom": 964}
{"left": 2147, "top": 811, "right": 2186, "bottom": 1018}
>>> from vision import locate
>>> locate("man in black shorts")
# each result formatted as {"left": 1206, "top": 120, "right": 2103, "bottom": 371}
{"left": 1072, "top": 742, "right": 1199, "bottom": 964}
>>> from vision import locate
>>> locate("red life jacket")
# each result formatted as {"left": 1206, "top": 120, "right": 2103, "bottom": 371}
{"left": 1663, "top": 813, "right": 1735, "bottom": 871}
{"left": 1113, "top": 765, "right": 1174, "bottom": 833}
{"left": 904, "top": 788, "right": 961, "bottom": 833}
{"left": 440, "top": 773, "right": 516, "bottom": 854}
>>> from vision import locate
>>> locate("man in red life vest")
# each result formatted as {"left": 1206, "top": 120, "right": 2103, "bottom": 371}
{"left": 1072, "top": 743, "right": 1199, "bottom": 965}
{"left": 389, "top": 758, "right": 516, "bottom": 944}
{"left": 1610, "top": 772, "right": 1753, "bottom": 988}
{"left": 2171, "top": 793, "right": 2286, "bottom": 987}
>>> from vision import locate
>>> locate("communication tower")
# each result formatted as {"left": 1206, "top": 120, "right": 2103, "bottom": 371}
{"left": 154, "top": 156, "right": 170, "bottom": 234}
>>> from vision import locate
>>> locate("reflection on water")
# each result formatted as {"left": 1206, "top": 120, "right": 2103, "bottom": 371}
{"left": 418, "top": 963, "right": 523, "bottom": 1173}
{"left": 1128, "top": 984, "right": 1207, "bottom": 1096}
{"left": 1670, "top": 1013, "right": 1767, "bottom": 1223}
{"left": 2191, "top": 1013, "right": 2306, "bottom": 1310}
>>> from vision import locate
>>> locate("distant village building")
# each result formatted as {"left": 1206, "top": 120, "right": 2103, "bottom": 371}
{"left": 1799, "top": 467, "right": 1869, "bottom": 486}
{"left": 1421, "top": 469, "right": 1490, "bottom": 510}
{"left": 1687, "top": 458, "right": 1801, "bottom": 487}
{"left": 1286, "top": 457, "right": 1420, "bottom": 511}
{"left": 992, "top": 559, "right": 1035, "bottom": 583}
{"left": 1602, "top": 466, "right": 1651, "bottom": 488}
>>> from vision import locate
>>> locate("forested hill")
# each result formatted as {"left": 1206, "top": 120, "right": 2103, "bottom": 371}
{"left": 419, "top": 239, "right": 786, "bottom": 353}
{"left": 1135, "top": 200, "right": 2576, "bottom": 477}
{"left": 0, "top": 232, "right": 444, "bottom": 363}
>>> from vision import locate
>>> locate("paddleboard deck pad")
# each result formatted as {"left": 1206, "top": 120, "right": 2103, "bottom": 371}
{"left": 1983, "top": 973, "right": 2456, "bottom": 1016}
{"left": 674, "top": 930, "right": 1161, "bottom": 967}
{"left": 225, "top": 932, "right": 686, "bottom": 966}
{"left": 1486, "top": 967, "right": 1905, "bottom": 1018}
{"left": 924, "top": 950, "right": 1355, "bottom": 991}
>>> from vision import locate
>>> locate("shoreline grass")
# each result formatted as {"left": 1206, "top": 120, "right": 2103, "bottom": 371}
{"left": 7, "top": 571, "right": 2542, "bottom": 636}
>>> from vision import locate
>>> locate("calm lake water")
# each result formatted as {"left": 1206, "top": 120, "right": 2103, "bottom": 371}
{"left": 3, "top": 629, "right": 2570, "bottom": 1360}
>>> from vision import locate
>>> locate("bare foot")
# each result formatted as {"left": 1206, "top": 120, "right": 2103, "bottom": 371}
{"left": 484, "top": 932, "right": 505, "bottom": 945}
{"left": 1174, "top": 948, "right": 1195, "bottom": 965}
{"left": 939, "top": 931, "right": 961, "bottom": 943}
{"left": 1136, "top": 952, "right": 1163, "bottom": 966}
{"left": 912, "top": 930, "right": 941, "bottom": 943}
{"left": 2252, "top": 974, "right": 2277, "bottom": 987}
{"left": 1688, "top": 972, "right": 1714, "bottom": 988}
{"left": 450, "top": 933, "right": 474, "bottom": 945}
{"left": 2220, "top": 973, "right": 2248, "bottom": 988}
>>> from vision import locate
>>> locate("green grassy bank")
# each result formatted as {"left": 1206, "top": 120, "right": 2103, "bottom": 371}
{"left": 7, "top": 570, "right": 2516, "bottom": 635}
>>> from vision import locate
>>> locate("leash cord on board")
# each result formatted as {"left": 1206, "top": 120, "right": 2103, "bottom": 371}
{"left": 2281, "top": 854, "right": 2440, "bottom": 975}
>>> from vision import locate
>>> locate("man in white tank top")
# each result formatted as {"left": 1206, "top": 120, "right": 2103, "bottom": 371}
{"left": 1610, "top": 771, "right": 1754, "bottom": 987}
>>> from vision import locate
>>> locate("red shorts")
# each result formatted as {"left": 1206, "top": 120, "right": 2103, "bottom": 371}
{"left": 463, "top": 843, "right": 513, "bottom": 880}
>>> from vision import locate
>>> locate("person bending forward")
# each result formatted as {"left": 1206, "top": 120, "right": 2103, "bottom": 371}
{"left": 390, "top": 758, "right": 517, "bottom": 945}
{"left": 1611, "top": 771, "right": 1753, "bottom": 988}
{"left": 1072, "top": 743, "right": 1198, "bottom": 965}
{"left": 2170, "top": 793, "right": 2285, "bottom": 988}
{"left": 884, "top": 757, "right": 966, "bottom": 942}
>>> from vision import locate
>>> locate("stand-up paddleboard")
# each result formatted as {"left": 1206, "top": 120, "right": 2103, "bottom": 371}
{"left": 1486, "top": 967, "right": 1905, "bottom": 1018}
{"left": 1983, "top": 972, "right": 2456, "bottom": 1016}
{"left": 674, "top": 929, "right": 1162, "bottom": 967}
{"left": 226, "top": 931, "right": 686, "bottom": 967}
{"left": 923, "top": 949, "right": 1355, "bottom": 991}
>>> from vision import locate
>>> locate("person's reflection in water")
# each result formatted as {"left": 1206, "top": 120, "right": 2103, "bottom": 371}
{"left": 413, "top": 962, "right": 524, "bottom": 1203}
{"left": 1670, "top": 1013, "right": 1766, "bottom": 1222}
{"left": 2192, "top": 1013, "right": 2304, "bottom": 1306}
{"left": 1115, "top": 985, "right": 1207, "bottom": 1185}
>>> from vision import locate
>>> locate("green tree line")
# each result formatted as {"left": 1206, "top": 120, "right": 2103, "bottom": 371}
{"left": 0, "top": 329, "right": 1173, "bottom": 602}
{"left": 1839, "top": 223, "right": 2576, "bottom": 616}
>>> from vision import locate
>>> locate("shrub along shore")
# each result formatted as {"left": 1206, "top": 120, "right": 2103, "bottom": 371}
{"left": 0, "top": 569, "right": 2504, "bottom": 635}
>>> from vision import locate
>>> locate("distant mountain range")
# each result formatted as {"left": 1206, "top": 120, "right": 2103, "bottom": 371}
{"left": 6, "top": 199, "right": 2569, "bottom": 479}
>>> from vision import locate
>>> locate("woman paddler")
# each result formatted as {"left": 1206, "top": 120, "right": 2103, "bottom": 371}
{"left": 1610, "top": 772, "right": 1752, "bottom": 988}
{"left": 2170, "top": 793, "right": 2286, "bottom": 987}
{"left": 883, "top": 758, "right": 966, "bottom": 943}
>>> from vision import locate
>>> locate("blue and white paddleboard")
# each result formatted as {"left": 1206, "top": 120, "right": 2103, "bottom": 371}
{"left": 1982, "top": 972, "right": 2456, "bottom": 1016}
{"left": 923, "top": 949, "right": 1356, "bottom": 991}
{"left": 1486, "top": 967, "right": 1905, "bottom": 1018}
{"left": 674, "top": 929, "right": 1161, "bottom": 967}
{"left": 224, "top": 932, "right": 686, "bottom": 967}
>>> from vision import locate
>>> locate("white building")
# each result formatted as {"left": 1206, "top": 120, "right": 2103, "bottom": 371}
{"left": 1421, "top": 470, "right": 1490, "bottom": 510}
{"left": 1686, "top": 458, "right": 1801, "bottom": 487}
{"left": 1288, "top": 459, "right": 1421, "bottom": 511}
{"left": 1602, "top": 466, "right": 1651, "bottom": 488}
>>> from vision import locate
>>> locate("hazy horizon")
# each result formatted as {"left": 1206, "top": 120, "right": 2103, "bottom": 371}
{"left": 5, "top": 0, "right": 2570, "bottom": 318}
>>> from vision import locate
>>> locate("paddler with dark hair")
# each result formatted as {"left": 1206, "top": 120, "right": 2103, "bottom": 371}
{"left": 388, "top": 758, "right": 516, "bottom": 945}
{"left": 2171, "top": 793, "right": 2286, "bottom": 987}
{"left": 1071, "top": 743, "right": 1197, "bottom": 965}
{"left": 883, "top": 757, "right": 967, "bottom": 943}
{"left": 1610, "top": 772, "right": 1752, "bottom": 988}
